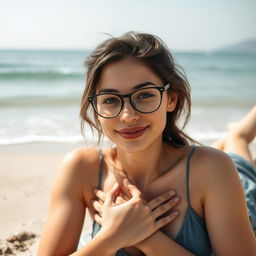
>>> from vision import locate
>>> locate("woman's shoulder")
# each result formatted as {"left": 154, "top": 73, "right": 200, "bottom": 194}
{"left": 193, "top": 145, "right": 235, "bottom": 169}
{"left": 61, "top": 147, "right": 101, "bottom": 168}
{"left": 191, "top": 145, "right": 239, "bottom": 187}
{"left": 54, "top": 147, "right": 102, "bottom": 188}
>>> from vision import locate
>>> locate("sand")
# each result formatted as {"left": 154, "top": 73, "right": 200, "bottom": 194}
{"left": 0, "top": 142, "right": 93, "bottom": 255}
{"left": 0, "top": 141, "right": 255, "bottom": 255}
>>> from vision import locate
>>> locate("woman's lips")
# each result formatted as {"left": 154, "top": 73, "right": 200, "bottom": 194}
{"left": 116, "top": 126, "right": 148, "bottom": 139}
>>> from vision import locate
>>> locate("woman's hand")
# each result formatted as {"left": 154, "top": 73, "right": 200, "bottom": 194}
{"left": 92, "top": 178, "right": 180, "bottom": 249}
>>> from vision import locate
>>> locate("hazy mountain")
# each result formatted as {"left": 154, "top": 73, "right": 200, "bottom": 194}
{"left": 213, "top": 38, "right": 256, "bottom": 53}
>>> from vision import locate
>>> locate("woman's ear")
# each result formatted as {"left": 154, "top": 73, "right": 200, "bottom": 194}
{"left": 167, "top": 93, "right": 178, "bottom": 112}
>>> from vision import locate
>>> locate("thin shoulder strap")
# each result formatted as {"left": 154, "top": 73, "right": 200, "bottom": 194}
{"left": 97, "top": 150, "right": 104, "bottom": 189}
{"left": 186, "top": 146, "right": 197, "bottom": 207}
{"left": 92, "top": 150, "right": 104, "bottom": 233}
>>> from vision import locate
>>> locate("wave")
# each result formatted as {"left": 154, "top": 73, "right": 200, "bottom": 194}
{"left": 199, "top": 65, "right": 256, "bottom": 73}
{"left": 192, "top": 99, "right": 255, "bottom": 108}
{"left": 0, "top": 68, "right": 84, "bottom": 80}
{"left": 189, "top": 131, "right": 227, "bottom": 141}
{"left": 0, "top": 95, "right": 81, "bottom": 107}
{"left": 0, "top": 135, "right": 85, "bottom": 145}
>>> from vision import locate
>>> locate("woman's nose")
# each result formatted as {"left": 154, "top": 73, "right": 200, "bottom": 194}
{"left": 119, "top": 99, "right": 139, "bottom": 122}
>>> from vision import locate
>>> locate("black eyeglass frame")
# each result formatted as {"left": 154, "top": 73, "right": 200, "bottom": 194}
{"left": 88, "top": 83, "right": 170, "bottom": 119}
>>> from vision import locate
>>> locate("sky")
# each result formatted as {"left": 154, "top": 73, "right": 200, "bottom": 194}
{"left": 0, "top": 0, "right": 256, "bottom": 51}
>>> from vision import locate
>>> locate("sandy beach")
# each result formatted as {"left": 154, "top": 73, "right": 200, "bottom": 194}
{"left": 0, "top": 142, "right": 93, "bottom": 255}
{"left": 1, "top": 140, "right": 255, "bottom": 255}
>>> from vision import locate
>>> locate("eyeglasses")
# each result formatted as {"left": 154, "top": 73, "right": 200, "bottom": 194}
{"left": 88, "top": 83, "right": 170, "bottom": 119}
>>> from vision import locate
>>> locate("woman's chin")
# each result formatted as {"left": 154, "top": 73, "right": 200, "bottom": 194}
{"left": 115, "top": 138, "right": 162, "bottom": 154}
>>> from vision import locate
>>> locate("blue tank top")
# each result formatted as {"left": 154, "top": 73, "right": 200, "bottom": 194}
{"left": 91, "top": 146, "right": 213, "bottom": 256}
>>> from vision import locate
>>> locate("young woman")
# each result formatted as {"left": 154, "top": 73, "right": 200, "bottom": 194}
{"left": 38, "top": 32, "right": 256, "bottom": 256}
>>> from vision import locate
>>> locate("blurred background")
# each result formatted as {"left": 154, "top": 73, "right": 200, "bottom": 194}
{"left": 0, "top": 0, "right": 255, "bottom": 145}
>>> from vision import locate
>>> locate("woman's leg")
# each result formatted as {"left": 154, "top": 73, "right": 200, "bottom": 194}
{"left": 211, "top": 106, "right": 256, "bottom": 166}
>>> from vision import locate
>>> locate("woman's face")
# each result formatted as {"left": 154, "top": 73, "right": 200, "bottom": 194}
{"left": 95, "top": 57, "right": 176, "bottom": 153}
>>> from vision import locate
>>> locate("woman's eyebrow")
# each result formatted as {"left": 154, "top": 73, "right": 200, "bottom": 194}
{"left": 98, "top": 81, "right": 156, "bottom": 93}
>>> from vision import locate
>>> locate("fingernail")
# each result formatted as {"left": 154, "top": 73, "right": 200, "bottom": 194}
{"left": 169, "top": 190, "right": 176, "bottom": 196}
{"left": 94, "top": 188, "right": 98, "bottom": 193}
{"left": 173, "top": 210, "right": 179, "bottom": 216}
{"left": 113, "top": 183, "right": 119, "bottom": 189}
{"left": 173, "top": 196, "right": 179, "bottom": 202}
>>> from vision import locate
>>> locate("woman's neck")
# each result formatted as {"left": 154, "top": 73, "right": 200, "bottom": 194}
{"left": 110, "top": 140, "right": 171, "bottom": 190}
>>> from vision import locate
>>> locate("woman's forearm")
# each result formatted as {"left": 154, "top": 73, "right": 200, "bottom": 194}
{"left": 136, "top": 231, "right": 196, "bottom": 256}
{"left": 70, "top": 230, "right": 118, "bottom": 256}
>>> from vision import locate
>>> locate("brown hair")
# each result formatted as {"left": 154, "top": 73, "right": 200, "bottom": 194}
{"left": 80, "top": 32, "right": 197, "bottom": 147}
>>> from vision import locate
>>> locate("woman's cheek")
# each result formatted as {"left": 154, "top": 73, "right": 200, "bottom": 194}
{"left": 99, "top": 119, "right": 117, "bottom": 142}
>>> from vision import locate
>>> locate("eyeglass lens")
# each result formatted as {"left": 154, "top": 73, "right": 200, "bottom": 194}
{"left": 93, "top": 87, "right": 162, "bottom": 117}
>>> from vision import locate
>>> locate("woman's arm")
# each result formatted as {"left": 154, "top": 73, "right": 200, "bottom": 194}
{"left": 37, "top": 150, "right": 87, "bottom": 255}
{"left": 202, "top": 150, "right": 256, "bottom": 255}
{"left": 38, "top": 149, "right": 119, "bottom": 256}
{"left": 136, "top": 231, "right": 196, "bottom": 256}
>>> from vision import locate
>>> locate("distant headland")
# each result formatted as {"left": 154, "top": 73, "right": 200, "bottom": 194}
{"left": 213, "top": 38, "right": 256, "bottom": 53}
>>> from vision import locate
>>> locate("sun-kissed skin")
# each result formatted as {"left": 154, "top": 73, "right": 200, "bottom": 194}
{"left": 38, "top": 57, "right": 256, "bottom": 256}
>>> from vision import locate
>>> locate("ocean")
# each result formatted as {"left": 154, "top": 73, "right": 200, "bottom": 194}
{"left": 0, "top": 49, "right": 255, "bottom": 145}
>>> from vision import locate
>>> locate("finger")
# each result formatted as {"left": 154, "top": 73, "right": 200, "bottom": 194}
{"left": 116, "top": 195, "right": 127, "bottom": 204}
{"left": 94, "top": 189, "right": 106, "bottom": 202}
{"left": 105, "top": 183, "right": 120, "bottom": 204}
{"left": 94, "top": 213, "right": 102, "bottom": 225}
{"left": 155, "top": 210, "right": 179, "bottom": 230}
{"left": 147, "top": 190, "right": 176, "bottom": 210}
{"left": 92, "top": 200, "right": 103, "bottom": 214}
{"left": 120, "top": 185, "right": 132, "bottom": 200}
{"left": 123, "top": 178, "right": 141, "bottom": 198}
{"left": 152, "top": 196, "right": 180, "bottom": 219}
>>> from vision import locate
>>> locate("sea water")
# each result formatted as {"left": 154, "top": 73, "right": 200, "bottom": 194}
{"left": 0, "top": 50, "right": 255, "bottom": 145}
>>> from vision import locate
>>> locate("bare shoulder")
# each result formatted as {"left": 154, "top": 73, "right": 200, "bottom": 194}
{"left": 193, "top": 145, "right": 236, "bottom": 174}
{"left": 191, "top": 145, "right": 240, "bottom": 192}
{"left": 59, "top": 147, "right": 101, "bottom": 174}
{"left": 53, "top": 147, "right": 101, "bottom": 199}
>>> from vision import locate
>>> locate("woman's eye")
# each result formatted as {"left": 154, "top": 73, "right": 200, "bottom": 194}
{"left": 102, "top": 97, "right": 119, "bottom": 104}
{"left": 137, "top": 92, "right": 155, "bottom": 99}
